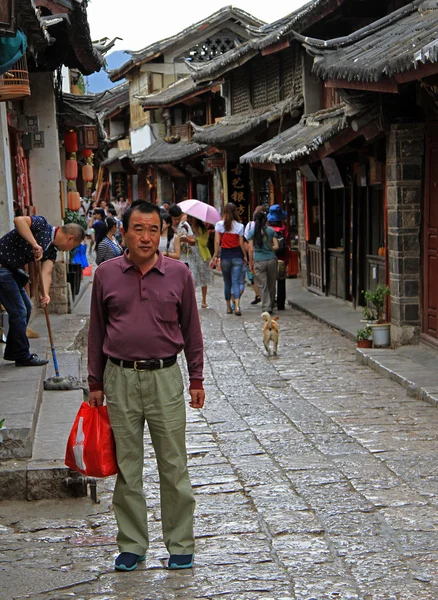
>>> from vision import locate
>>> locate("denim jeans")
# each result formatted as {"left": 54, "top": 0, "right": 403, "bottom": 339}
{"left": 0, "top": 267, "right": 32, "bottom": 360}
{"left": 220, "top": 257, "right": 244, "bottom": 301}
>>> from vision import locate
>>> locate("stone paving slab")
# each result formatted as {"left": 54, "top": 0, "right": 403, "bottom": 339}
{"left": 1, "top": 278, "right": 438, "bottom": 597}
{"left": 286, "top": 278, "right": 438, "bottom": 410}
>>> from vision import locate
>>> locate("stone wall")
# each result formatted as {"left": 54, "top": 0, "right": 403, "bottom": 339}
{"left": 48, "top": 261, "right": 69, "bottom": 315}
{"left": 386, "top": 123, "right": 424, "bottom": 346}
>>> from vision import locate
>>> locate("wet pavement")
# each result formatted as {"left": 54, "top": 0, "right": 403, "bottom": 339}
{"left": 1, "top": 280, "right": 438, "bottom": 599}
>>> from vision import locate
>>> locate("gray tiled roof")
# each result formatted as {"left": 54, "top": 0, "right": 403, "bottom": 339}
{"left": 301, "top": 0, "right": 438, "bottom": 82}
{"left": 132, "top": 139, "right": 207, "bottom": 164}
{"left": 240, "top": 104, "right": 350, "bottom": 164}
{"left": 192, "top": 96, "right": 303, "bottom": 145}
{"left": 140, "top": 77, "right": 219, "bottom": 109}
{"left": 109, "top": 6, "right": 264, "bottom": 82}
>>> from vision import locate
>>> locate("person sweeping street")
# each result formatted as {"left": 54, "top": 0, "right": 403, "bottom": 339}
{"left": 0, "top": 215, "right": 84, "bottom": 367}
{"left": 87, "top": 200, "right": 205, "bottom": 572}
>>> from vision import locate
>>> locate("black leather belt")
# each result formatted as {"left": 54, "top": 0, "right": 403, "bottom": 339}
{"left": 109, "top": 355, "right": 177, "bottom": 371}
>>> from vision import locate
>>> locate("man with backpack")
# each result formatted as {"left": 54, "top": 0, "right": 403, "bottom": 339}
{"left": 267, "top": 204, "right": 290, "bottom": 310}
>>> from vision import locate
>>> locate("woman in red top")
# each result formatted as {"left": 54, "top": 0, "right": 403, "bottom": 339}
{"left": 210, "top": 203, "right": 247, "bottom": 316}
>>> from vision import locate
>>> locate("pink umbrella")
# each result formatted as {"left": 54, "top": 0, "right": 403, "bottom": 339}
{"left": 177, "top": 199, "right": 221, "bottom": 225}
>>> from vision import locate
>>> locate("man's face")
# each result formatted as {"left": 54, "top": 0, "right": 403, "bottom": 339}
{"left": 56, "top": 235, "right": 78, "bottom": 252}
{"left": 124, "top": 209, "right": 161, "bottom": 265}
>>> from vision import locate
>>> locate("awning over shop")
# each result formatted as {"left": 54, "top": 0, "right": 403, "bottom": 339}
{"left": 240, "top": 103, "right": 380, "bottom": 164}
{"left": 192, "top": 95, "right": 303, "bottom": 146}
{"left": 132, "top": 138, "right": 208, "bottom": 165}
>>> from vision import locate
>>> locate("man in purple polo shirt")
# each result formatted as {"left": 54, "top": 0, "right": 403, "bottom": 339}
{"left": 88, "top": 200, "right": 205, "bottom": 573}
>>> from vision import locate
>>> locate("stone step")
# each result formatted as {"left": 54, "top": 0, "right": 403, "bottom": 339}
{"left": 0, "top": 337, "right": 47, "bottom": 460}
{"left": 0, "top": 388, "right": 88, "bottom": 500}
{"left": 0, "top": 350, "right": 82, "bottom": 461}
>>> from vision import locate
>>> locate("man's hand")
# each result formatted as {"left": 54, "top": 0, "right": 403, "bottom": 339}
{"left": 189, "top": 389, "right": 205, "bottom": 409}
{"left": 89, "top": 390, "right": 105, "bottom": 407}
{"left": 32, "top": 244, "right": 43, "bottom": 261}
{"left": 40, "top": 294, "right": 50, "bottom": 308}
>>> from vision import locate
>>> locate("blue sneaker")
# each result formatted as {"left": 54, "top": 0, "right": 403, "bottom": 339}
{"left": 167, "top": 554, "right": 194, "bottom": 569}
{"left": 114, "top": 552, "right": 146, "bottom": 571}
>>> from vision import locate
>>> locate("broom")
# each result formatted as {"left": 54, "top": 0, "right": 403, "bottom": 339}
{"left": 38, "top": 262, "right": 87, "bottom": 392}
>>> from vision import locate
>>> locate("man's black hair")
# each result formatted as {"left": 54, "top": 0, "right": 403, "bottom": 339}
{"left": 122, "top": 200, "right": 162, "bottom": 231}
{"left": 94, "top": 208, "right": 105, "bottom": 218}
{"left": 168, "top": 204, "right": 182, "bottom": 218}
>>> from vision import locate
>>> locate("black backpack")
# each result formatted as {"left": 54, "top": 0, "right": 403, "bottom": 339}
{"left": 275, "top": 229, "right": 287, "bottom": 257}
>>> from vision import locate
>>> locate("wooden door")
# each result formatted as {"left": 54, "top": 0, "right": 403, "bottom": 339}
{"left": 423, "top": 124, "right": 438, "bottom": 339}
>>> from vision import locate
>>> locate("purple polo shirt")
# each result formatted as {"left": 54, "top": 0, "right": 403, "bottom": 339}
{"left": 88, "top": 251, "right": 204, "bottom": 392}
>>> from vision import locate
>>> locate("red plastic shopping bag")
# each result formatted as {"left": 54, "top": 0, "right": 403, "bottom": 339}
{"left": 65, "top": 402, "right": 118, "bottom": 477}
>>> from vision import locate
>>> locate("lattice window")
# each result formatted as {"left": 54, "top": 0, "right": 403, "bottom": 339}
{"left": 184, "top": 29, "right": 243, "bottom": 62}
{"left": 266, "top": 56, "right": 280, "bottom": 105}
{"left": 251, "top": 58, "right": 267, "bottom": 109}
{"left": 231, "top": 69, "right": 251, "bottom": 114}
{"left": 282, "top": 46, "right": 303, "bottom": 100}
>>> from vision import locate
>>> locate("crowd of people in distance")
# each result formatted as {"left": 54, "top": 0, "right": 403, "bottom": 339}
{"left": 77, "top": 194, "right": 289, "bottom": 315}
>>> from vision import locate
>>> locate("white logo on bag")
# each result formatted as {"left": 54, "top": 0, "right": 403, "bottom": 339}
{"left": 73, "top": 416, "right": 86, "bottom": 471}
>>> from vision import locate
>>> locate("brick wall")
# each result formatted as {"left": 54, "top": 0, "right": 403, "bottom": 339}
{"left": 386, "top": 123, "right": 424, "bottom": 346}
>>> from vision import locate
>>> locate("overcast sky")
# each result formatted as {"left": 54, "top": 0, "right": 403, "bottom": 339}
{"left": 87, "top": 0, "right": 309, "bottom": 53}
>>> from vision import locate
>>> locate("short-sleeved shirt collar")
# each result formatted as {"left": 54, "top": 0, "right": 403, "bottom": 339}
{"left": 120, "top": 249, "right": 166, "bottom": 275}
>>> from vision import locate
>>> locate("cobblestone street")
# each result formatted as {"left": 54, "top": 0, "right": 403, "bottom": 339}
{"left": 1, "top": 283, "right": 438, "bottom": 599}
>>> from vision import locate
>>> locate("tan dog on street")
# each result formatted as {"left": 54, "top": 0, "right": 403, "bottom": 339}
{"left": 261, "top": 312, "right": 279, "bottom": 356}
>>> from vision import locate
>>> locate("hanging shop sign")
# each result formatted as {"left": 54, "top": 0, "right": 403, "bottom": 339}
{"left": 227, "top": 162, "right": 251, "bottom": 224}
{"left": 112, "top": 171, "right": 127, "bottom": 198}
{"left": 77, "top": 125, "right": 98, "bottom": 149}
{"left": 205, "top": 156, "right": 225, "bottom": 170}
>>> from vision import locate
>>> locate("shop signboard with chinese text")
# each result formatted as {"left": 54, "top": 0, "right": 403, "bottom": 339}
{"left": 112, "top": 172, "right": 127, "bottom": 198}
{"left": 227, "top": 162, "right": 250, "bottom": 224}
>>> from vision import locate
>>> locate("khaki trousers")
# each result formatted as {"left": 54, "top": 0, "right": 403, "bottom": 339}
{"left": 104, "top": 359, "right": 195, "bottom": 556}
{"left": 254, "top": 258, "right": 278, "bottom": 312}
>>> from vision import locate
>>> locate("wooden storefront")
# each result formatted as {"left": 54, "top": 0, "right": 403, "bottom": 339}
{"left": 423, "top": 122, "right": 438, "bottom": 343}
{"left": 303, "top": 147, "right": 387, "bottom": 306}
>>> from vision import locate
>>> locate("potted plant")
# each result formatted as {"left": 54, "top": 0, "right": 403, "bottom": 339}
{"left": 361, "top": 305, "right": 378, "bottom": 324}
{"left": 363, "top": 284, "right": 391, "bottom": 346}
{"left": 356, "top": 326, "right": 373, "bottom": 348}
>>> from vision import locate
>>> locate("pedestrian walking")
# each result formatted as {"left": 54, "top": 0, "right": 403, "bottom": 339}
{"left": 89, "top": 208, "right": 106, "bottom": 251}
{"left": 267, "top": 204, "right": 289, "bottom": 310}
{"left": 0, "top": 216, "right": 84, "bottom": 366}
{"left": 95, "top": 217, "right": 124, "bottom": 265}
{"left": 88, "top": 200, "right": 205, "bottom": 572}
{"left": 244, "top": 206, "right": 265, "bottom": 306}
{"left": 158, "top": 211, "right": 180, "bottom": 260}
{"left": 247, "top": 210, "right": 279, "bottom": 314}
{"left": 210, "top": 202, "right": 247, "bottom": 316}
{"left": 169, "top": 204, "right": 195, "bottom": 267}
{"left": 187, "top": 216, "right": 214, "bottom": 308}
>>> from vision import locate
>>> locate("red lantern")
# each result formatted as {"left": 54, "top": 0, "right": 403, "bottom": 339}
{"left": 67, "top": 191, "right": 81, "bottom": 211}
{"left": 65, "top": 159, "right": 78, "bottom": 180}
{"left": 81, "top": 149, "right": 93, "bottom": 159}
{"left": 64, "top": 131, "right": 78, "bottom": 153}
{"left": 82, "top": 164, "right": 93, "bottom": 182}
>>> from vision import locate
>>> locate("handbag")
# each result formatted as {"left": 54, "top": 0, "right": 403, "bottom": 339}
{"left": 65, "top": 402, "right": 118, "bottom": 478}
{"left": 10, "top": 268, "right": 30, "bottom": 288}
